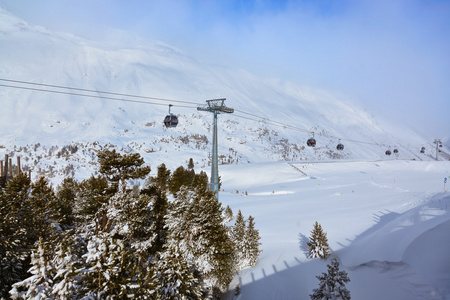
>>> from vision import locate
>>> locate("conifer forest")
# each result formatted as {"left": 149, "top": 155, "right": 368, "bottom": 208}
{"left": 0, "top": 149, "right": 262, "bottom": 299}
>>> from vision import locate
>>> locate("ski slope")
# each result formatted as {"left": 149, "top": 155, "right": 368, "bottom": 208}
{"left": 218, "top": 160, "right": 450, "bottom": 299}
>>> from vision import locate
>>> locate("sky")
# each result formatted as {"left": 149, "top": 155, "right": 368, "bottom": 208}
{"left": 0, "top": 0, "right": 449, "bottom": 138}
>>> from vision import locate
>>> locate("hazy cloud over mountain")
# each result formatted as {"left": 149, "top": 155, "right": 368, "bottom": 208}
{"left": 1, "top": 0, "right": 449, "bottom": 137}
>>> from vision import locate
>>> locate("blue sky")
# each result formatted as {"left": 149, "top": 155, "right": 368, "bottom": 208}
{"left": 1, "top": 0, "right": 449, "bottom": 137}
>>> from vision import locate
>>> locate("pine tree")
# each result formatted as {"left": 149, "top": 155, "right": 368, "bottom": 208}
{"left": 81, "top": 233, "right": 138, "bottom": 298}
{"left": 169, "top": 166, "right": 194, "bottom": 195}
{"left": 9, "top": 238, "right": 54, "bottom": 300}
{"left": 29, "top": 177, "right": 63, "bottom": 239}
{"left": 51, "top": 234, "right": 82, "bottom": 298}
{"left": 188, "top": 158, "right": 195, "bottom": 170}
{"left": 165, "top": 186, "right": 234, "bottom": 293}
{"left": 97, "top": 149, "right": 151, "bottom": 192}
{"left": 107, "top": 191, "right": 158, "bottom": 256}
{"left": 191, "top": 188, "right": 234, "bottom": 292}
{"left": 164, "top": 187, "right": 196, "bottom": 252}
{"left": 192, "top": 171, "right": 209, "bottom": 195}
{"left": 76, "top": 175, "right": 111, "bottom": 219}
{"left": 233, "top": 212, "right": 262, "bottom": 270}
{"left": 310, "top": 258, "right": 351, "bottom": 300}
{"left": 0, "top": 173, "right": 31, "bottom": 297}
{"left": 234, "top": 284, "right": 241, "bottom": 297}
{"left": 56, "top": 177, "right": 78, "bottom": 227}
{"left": 2, "top": 175, "right": 64, "bottom": 298}
{"left": 142, "top": 164, "right": 170, "bottom": 255}
{"left": 144, "top": 186, "right": 168, "bottom": 255}
{"left": 224, "top": 205, "right": 234, "bottom": 223}
{"left": 153, "top": 163, "right": 171, "bottom": 190}
{"left": 233, "top": 210, "right": 246, "bottom": 269}
{"left": 307, "top": 221, "right": 330, "bottom": 259}
{"left": 243, "top": 215, "right": 262, "bottom": 267}
{"left": 152, "top": 244, "right": 204, "bottom": 299}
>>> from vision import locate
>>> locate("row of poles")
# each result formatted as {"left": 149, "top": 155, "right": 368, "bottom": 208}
{"left": 0, "top": 155, "right": 28, "bottom": 186}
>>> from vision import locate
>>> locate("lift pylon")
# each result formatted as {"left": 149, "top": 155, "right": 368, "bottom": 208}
{"left": 197, "top": 98, "right": 234, "bottom": 199}
{"left": 434, "top": 139, "right": 442, "bottom": 161}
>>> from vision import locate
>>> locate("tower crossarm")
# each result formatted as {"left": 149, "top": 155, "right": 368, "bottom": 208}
{"left": 197, "top": 98, "right": 234, "bottom": 113}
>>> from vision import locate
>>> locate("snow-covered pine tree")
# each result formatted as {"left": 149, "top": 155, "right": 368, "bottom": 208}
{"left": 106, "top": 191, "right": 157, "bottom": 254}
{"left": 140, "top": 184, "right": 168, "bottom": 255}
{"left": 232, "top": 210, "right": 246, "bottom": 269}
{"left": 142, "top": 163, "right": 170, "bottom": 255}
{"left": 81, "top": 233, "right": 138, "bottom": 298}
{"left": 243, "top": 215, "right": 262, "bottom": 267}
{"left": 165, "top": 186, "right": 194, "bottom": 243}
{"left": 224, "top": 205, "right": 234, "bottom": 223}
{"left": 152, "top": 244, "right": 204, "bottom": 299}
{"left": 310, "top": 258, "right": 351, "bottom": 300}
{"left": 191, "top": 188, "right": 235, "bottom": 294}
{"left": 307, "top": 221, "right": 330, "bottom": 259}
{"left": 51, "top": 235, "right": 82, "bottom": 298}
{"left": 2, "top": 174, "right": 64, "bottom": 298}
{"left": 0, "top": 173, "right": 31, "bottom": 297}
{"left": 165, "top": 186, "right": 234, "bottom": 295}
{"left": 29, "top": 177, "right": 64, "bottom": 239}
{"left": 79, "top": 188, "right": 159, "bottom": 297}
{"left": 9, "top": 238, "right": 54, "bottom": 300}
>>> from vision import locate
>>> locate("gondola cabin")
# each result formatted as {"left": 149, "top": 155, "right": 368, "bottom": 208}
{"left": 336, "top": 143, "right": 344, "bottom": 150}
{"left": 385, "top": 150, "right": 392, "bottom": 156}
{"left": 164, "top": 104, "right": 178, "bottom": 128}
{"left": 393, "top": 149, "right": 398, "bottom": 154}
{"left": 307, "top": 138, "right": 316, "bottom": 147}
{"left": 163, "top": 114, "right": 178, "bottom": 128}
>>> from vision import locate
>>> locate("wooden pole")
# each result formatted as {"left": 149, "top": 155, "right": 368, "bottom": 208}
{"left": 17, "top": 156, "right": 21, "bottom": 175}
{"left": 0, "top": 160, "right": 3, "bottom": 177}
{"left": 4, "top": 155, "right": 8, "bottom": 180}
{"left": 9, "top": 158, "right": 12, "bottom": 178}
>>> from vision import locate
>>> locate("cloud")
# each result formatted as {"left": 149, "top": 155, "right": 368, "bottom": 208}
{"left": 1, "top": 0, "right": 449, "bottom": 137}
{"left": 191, "top": 0, "right": 450, "bottom": 137}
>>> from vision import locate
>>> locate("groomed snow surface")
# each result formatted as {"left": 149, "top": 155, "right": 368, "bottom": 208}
{"left": 218, "top": 160, "right": 450, "bottom": 299}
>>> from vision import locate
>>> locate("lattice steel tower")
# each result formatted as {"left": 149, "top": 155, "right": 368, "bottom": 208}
{"left": 434, "top": 139, "right": 442, "bottom": 161}
{"left": 198, "top": 98, "right": 234, "bottom": 199}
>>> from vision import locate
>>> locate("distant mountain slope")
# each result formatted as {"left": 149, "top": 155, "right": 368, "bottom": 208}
{"left": 0, "top": 7, "right": 443, "bottom": 182}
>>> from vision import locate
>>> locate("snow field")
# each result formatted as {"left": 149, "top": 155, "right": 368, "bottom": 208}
{"left": 219, "top": 160, "right": 450, "bottom": 299}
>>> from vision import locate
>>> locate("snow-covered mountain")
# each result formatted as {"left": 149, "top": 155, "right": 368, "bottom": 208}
{"left": 0, "top": 7, "right": 446, "bottom": 183}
